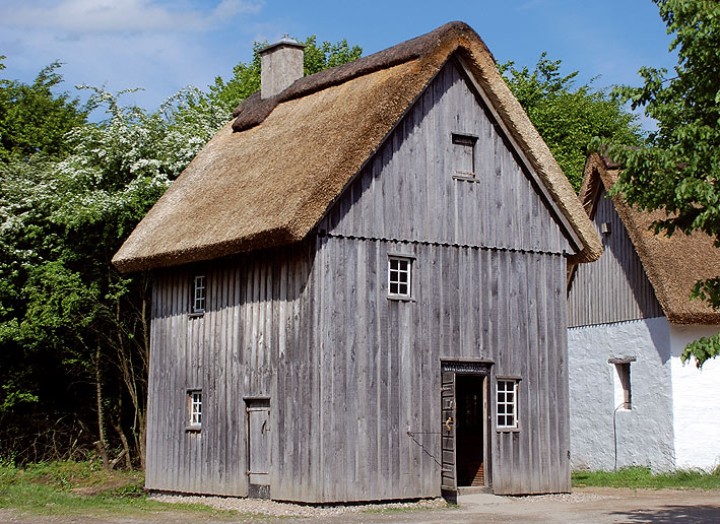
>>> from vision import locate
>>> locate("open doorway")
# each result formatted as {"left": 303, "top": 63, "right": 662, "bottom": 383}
{"left": 456, "top": 374, "right": 486, "bottom": 487}
{"left": 441, "top": 361, "right": 491, "bottom": 501}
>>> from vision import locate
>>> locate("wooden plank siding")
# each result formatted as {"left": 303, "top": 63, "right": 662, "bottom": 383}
{"left": 319, "top": 59, "right": 574, "bottom": 256}
{"left": 146, "top": 241, "right": 325, "bottom": 501}
{"left": 146, "top": 56, "right": 574, "bottom": 501}
{"left": 312, "top": 237, "right": 571, "bottom": 498}
{"left": 309, "top": 58, "right": 573, "bottom": 497}
{"left": 568, "top": 187, "right": 663, "bottom": 327}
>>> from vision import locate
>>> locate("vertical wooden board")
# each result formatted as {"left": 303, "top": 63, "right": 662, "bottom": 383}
{"left": 179, "top": 273, "right": 191, "bottom": 491}
{"left": 536, "top": 255, "right": 552, "bottom": 490}
{"left": 555, "top": 257, "right": 571, "bottom": 491}
{"left": 315, "top": 237, "right": 328, "bottom": 501}
{"left": 172, "top": 273, "right": 185, "bottom": 491}
{"left": 355, "top": 241, "right": 368, "bottom": 497}
{"left": 145, "top": 277, "right": 161, "bottom": 488}
{"left": 527, "top": 253, "right": 545, "bottom": 492}
{"left": 523, "top": 253, "right": 537, "bottom": 493}
{"left": 391, "top": 303, "right": 402, "bottom": 498}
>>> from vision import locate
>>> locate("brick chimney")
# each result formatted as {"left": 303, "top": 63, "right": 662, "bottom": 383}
{"left": 260, "top": 36, "right": 305, "bottom": 99}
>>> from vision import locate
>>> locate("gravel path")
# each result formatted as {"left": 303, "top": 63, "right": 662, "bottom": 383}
{"left": 2, "top": 488, "right": 719, "bottom": 523}
{"left": 151, "top": 492, "right": 447, "bottom": 518}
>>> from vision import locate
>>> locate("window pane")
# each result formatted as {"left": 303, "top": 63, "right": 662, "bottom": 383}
{"left": 388, "top": 257, "right": 412, "bottom": 298}
{"left": 189, "top": 391, "right": 202, "bottom": 427}
{"left": 193, "top": 275, "right": 206, "bottom": 313}
{"left": 452, "top": 134, "right": 477, "bottom": 176}
{"left": 497, "top": 380, "right": 518, "bottom": 429}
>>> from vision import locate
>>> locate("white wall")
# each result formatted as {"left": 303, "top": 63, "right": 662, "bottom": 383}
{"left": 568, "top": 317, "right": 675, "bottom": 471}
{"left": 670, "top": 324, "right": 720, "bottom": 471}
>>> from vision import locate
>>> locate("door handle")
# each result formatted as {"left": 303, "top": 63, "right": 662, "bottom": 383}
{"left": 445, "top": 416, "right": 454, "bottom": 433}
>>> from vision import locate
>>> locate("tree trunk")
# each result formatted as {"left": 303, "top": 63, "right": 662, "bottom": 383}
{"left": 94, "top": 345, "right": 109, "bottom": 469}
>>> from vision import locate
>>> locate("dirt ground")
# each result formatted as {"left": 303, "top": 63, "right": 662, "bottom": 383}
{"left": 1, "top": 487, "right": 719, "bottom": 523}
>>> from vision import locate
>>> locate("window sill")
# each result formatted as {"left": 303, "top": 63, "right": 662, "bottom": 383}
{"left": 452, "top": 174, "right": 479, "bottom": 182}
{"left": 188, "top": 312, "right": 205, "bottom": 319}
{"left": 186, "top": 426, "right": 201, "bottom": 433}
{"left": 387, "top": 296, "right": 415, "bottom": 303}
{"left": 496, "top": 427, "right": 520, "bottom": 433}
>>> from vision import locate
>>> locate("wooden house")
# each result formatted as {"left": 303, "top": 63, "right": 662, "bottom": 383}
{"left": 568, "top": 153, "right": 720, "bottom": 472}
{"left": 113, "top": 22, "right": 601, "bottom": 502}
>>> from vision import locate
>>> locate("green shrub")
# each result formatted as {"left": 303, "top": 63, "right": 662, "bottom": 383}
{"left": 0, "top": 457, "right": 19, "bottom": 493}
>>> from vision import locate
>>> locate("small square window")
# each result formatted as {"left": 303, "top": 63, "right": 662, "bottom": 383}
{"left": 192, "top": 275, "right": 206, "bottom": 314}
{"left": 188, "top": 390, "right": 202, "bottom": 429}
{"left": 452, "top": 133, "right": 477, "bottom": 177}
{"left": 496, "top": 379, "right": 519, "bottom": 430}
{"left": 388, "top": 257, "right": 412, "bottom": 299}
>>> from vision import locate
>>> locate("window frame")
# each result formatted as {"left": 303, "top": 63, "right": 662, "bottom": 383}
{"left": 191, "top": 274, "right": 206, "bottom": 316}
{"left": 609, "top": 357, "right": 635, "bottom": 410}
{"left": 187, "top": 389, "right": 202, "bottom": 431}
{"left": 387, "top": 255, "right": 413, "bottom": 300}
{"left": 451, "top": 132, "right": 478, "bottom": 180}
{"left": 496, "top": 378, "right": 520, "bottom": 431}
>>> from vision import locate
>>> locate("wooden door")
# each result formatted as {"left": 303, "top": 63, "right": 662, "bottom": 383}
{"left": 440, "top": 371, "right": 457, "bottom": 501}
{"left": 246, "top": 399, "right": 271, "bottom": 497}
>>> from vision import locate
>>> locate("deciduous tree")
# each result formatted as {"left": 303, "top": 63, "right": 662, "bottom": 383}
{"left": 0, "top": 36, "right": 362, "bottom": 464}
{"left": 0, "top": 58, "right": 87, "bottom": 161}
{"left": 501, "top": 54, "right": 643, "bottom": 191}
{"left": 605, "top": 0, "right": 720, "bottom": 366}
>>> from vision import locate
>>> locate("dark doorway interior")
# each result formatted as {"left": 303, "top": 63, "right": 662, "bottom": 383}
{"left": 456, "top": 374, "right": 485, "bottom": 487}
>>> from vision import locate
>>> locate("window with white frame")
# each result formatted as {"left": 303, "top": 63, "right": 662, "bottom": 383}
{"left": 496, "top": 379, "right": 519, "bottom": 430}
{"left": 388, "top": 256, "right": 412, "bottom": 299}
{"left": 188, "top": 390, "right": 202, "bottom": 429}
{"left": 192, "top": 275, "right": 206, "bottom": 314}
{"left": 452, "top": 133, "right": 477, "bottom": 178}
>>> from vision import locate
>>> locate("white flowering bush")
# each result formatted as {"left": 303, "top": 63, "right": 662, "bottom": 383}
{"left": 0, "top": 86, "right": 230, "bottom": 465}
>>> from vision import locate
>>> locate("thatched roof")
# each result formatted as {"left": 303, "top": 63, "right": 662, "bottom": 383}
{"left": 580, "top": 153, "right": 720, "bottom": 325}
{"left": 112, "top": 21, "right": 602, "bottom": 273}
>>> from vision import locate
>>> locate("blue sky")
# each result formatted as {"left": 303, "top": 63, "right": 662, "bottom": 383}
{"left": 0, "top": 0, "right": 675, "bottom": 113}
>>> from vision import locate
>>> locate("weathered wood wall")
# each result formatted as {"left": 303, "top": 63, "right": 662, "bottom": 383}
{"left": 568, "top": 187, "right": 663, "bottom": 327}
{"left": 146, "top": 240, "right": 325, "bottom": 501}
{"left": 311, "top": 237, "right": 570, "bottom": 498}
{"left": 146, "top": 57, "right": 575, "bottom": 501}
{"left": 320, "top": 59, "right": 574, "bottom": 256}
{"left": 313, "top": 59, "right": 573, "bottom": 498}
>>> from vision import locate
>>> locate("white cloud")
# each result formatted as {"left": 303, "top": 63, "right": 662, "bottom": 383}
{"left": 0, "top": 0, "right": 267, "bottom": 113}
{"left": 0, "top": 0, "right": 263, "bottom": 34}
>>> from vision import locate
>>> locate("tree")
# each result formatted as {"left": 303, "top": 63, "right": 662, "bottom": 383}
{"left": 501, "top": 53, "right": 643, "bottom": 191}
{"left": 0, "top": 58, "right": 88, "bottom": 161}
{"left": 605, "top": 0, "right": 720, "bottom": 367}
{"left": 0, "top": 36, "right": 362, "bottom": 465}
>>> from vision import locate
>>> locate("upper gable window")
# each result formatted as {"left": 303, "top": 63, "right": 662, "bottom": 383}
{"left": 452, "top": 133, "right": 477, "bottom": 179}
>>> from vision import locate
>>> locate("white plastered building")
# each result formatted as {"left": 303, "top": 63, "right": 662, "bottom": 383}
{"left": 567, "top": 154, "right": 720, "bottom": 472}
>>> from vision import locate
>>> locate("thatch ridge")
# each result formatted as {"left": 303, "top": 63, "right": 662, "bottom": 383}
{"left": 113, "top": 22, "right": 601, "bottom": 273}
{"left": 580, "top": 153, "right": 720, "bottom": 325}
{"left": 232, "top": 21, "right": 477, "bottom": 131}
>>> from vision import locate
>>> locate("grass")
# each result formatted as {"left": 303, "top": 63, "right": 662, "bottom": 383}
{"left": 0, "top": 459, "right": 242, "bottom": 519}
{"left": 572, "top": 466, "right": 720, "bottom": 490}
